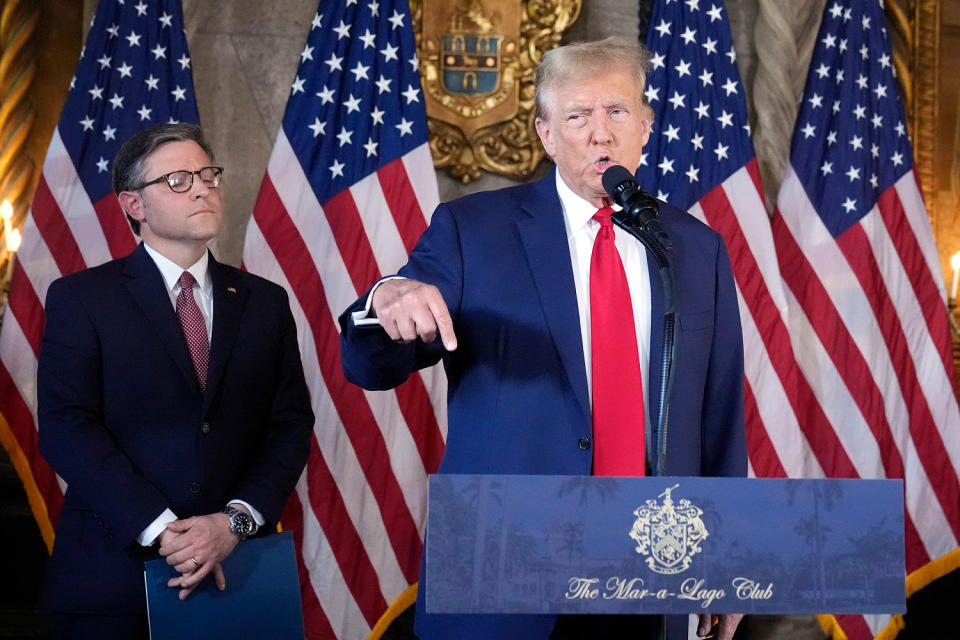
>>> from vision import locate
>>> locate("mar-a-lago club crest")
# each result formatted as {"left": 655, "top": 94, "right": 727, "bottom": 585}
{"left": 412, "top": 0, "right": 581, "bottom": 181}
{"left": 629, "top": 484, "right": 709, "bottom": 575}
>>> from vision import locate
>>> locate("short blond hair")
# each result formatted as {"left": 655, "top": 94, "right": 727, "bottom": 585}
{"left": 534, "top": 37, "right": 653, "bottom": 121}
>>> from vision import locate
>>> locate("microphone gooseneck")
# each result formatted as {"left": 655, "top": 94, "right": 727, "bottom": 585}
{"left": 601, "top": 165, "right": 671, "bottom": 251}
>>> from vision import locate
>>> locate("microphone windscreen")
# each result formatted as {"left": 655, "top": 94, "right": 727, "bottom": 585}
{"left": 601, "top": 164, "right": 636, "bottom": 202}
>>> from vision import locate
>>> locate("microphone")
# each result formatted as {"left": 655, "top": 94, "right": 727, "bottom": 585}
{"left": 601, "top": 165, "right": 670, "bottom": 249}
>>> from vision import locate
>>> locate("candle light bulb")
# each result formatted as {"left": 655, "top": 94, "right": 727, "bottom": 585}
{"left": 6, "top": 228, "right": 20, "bottom": 253}
{"left": 951, "top": 251, "right": 960, "bottom": 300}
{"left": 0, "top": 200, "right": 11, "bottom": 221}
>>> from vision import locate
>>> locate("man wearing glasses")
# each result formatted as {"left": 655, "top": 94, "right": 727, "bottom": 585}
{"left": 37, "top": 123, "right": 314, "bottom": 638}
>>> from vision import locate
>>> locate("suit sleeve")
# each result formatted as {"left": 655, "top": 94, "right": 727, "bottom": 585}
{"left": 699, "top": 237, "right": 747, "bottom": 477}
{"left": 230, "top": 286, "right": 314, "bottom": 525}
{"left": 339, "top": 202, "right": 462, "bottom": 390}
{"left": 38, "top": 277, "right": 170, "bottom": 545}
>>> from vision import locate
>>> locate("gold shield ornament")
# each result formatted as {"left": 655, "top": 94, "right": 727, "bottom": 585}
{"left": 413, "top": 0, "right": 581, "bottom": 182}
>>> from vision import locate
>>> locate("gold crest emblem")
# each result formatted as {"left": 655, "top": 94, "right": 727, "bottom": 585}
{"left": 629, "top": 484, "right": 709, "bottom": 575}
{"left": 412, "top": 0, "right": 581, "bottom": 182}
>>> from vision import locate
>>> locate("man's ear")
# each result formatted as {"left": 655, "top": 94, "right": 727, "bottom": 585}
{"left": 535, "top": 117, "right": 554, "bottom": 158}
{"left": 117, "top": 191, "right": 145, "bottom": 223}
{"left": 637, "top": 116, "right": 652, "bottom": 148}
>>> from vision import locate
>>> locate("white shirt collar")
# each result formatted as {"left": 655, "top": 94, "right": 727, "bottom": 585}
{"left": 142, "top": 242, "right": 210, "bottom": 294}
{"left": 554, "top": 170, "right": 620, "bottom": 238}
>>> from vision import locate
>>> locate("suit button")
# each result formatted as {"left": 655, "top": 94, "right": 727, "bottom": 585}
{"left": 578, "top": 437, "right": 591, "bottom": 450}
{"left": 189, "top": 481, "right": 201, "bottom": 495}
{"left": 201, "top": 422, "right": 211, "bottom": 434}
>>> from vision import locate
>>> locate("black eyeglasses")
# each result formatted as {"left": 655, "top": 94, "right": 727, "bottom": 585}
{"left": 132, "top": 166, "right": 224, "bottom": 193}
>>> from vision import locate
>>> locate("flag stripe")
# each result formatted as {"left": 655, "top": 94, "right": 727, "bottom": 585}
{"left": 92, "top": 195, "right": 137, "bottom": 259}
{"left": 773, "top": 209, "right": 884, "bottom": 478}
{"left": 253, "top": 176, "right": 423, "bottom": 584}
{"left": 304, "top": 435, "right": 388, "bottom": 627}
{"left": 392, "top": 377, "right": 444, "bottom": 475}
{"left": 699, "top": 187, "right": 857, "bottom": 478}
{"left": 742, "top": 380, "right": 785, "bottom": 478}
{"left": 325, "top": 189, "right": 384, "bottom": 296}
{"left": 830, "top": 225, "right": 911, "bottom": 477}
{"left": 253, "top": 141, "right": 421, "bottom": 600}
{"left": 877, "top": 183, "right": 957, "bottom": 403}
{"left": 401, "top": 143, "right": 441, "bottom": 229}
{"left": 877, "top": 188, "right": 951, "bottom": 373}
{"left": 41, "top": 130, "right": 112, "bottom": 268}
{"left": 6, "top": 261, "right": 46, "bottom": 358}
{"left": 836, "top": 221, "right": 960, "bottom": 538}
{"left": 30, "top": 177, "right": 86, "bottom": 277}
{"left": 777, "top": 186, "right": 959, "bottom": 565}
{"left": 377, "top": 158, "right": 427, "bottom": 254}
{"left": 280, "top": 484, "right": 339, "bottom": 640}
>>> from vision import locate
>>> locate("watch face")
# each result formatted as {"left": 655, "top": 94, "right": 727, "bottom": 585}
{"left": 233, "top": 512, "right": 252, "bottom": 536}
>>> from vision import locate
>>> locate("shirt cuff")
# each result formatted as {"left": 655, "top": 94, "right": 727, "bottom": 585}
{"left": 350, "top": 276, "right": 406, "bottom": 327}
{"left": 229, "top": 499, "right": 264, "bottom": 527}
{"left": 138, "top": 509, "right": 177, "bottom": 546}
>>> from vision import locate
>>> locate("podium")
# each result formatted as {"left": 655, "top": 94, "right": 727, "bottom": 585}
{"left": 424, "top": 475, "right": 905, "bottom": 615}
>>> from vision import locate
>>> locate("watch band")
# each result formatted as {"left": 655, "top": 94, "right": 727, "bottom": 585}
{"left": 224, "top": 504, "right": 258, "bottom": 540}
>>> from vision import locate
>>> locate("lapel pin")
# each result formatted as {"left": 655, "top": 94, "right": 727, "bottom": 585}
{"left": 227, "top": 287, "right": 237, "bottom": 293}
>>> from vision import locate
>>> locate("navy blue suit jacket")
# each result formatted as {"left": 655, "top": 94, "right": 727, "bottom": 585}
{"left": 340, "top": 170, "right": 746, "bottom": 639}
{"left": 38, "top": 243, "right": 314, "bottom": 616}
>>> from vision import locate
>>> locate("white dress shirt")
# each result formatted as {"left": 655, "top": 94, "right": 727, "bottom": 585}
{"left": 555, "top": 172, "right": 652, "bottom": 433}
{"left": 137, "top": 243, "right": 262, "bottom": 546}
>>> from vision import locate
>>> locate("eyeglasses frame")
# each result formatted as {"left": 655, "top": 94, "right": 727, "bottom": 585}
{"left": 130, "top": 166, "right": 225, "bottom": 193}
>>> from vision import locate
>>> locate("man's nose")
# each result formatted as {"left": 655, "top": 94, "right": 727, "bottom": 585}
{"left": 591, "top": 116, "right": 613, "bottom": 144}
{"left": 189, "top": 174, "right": 211, "bottom": 197}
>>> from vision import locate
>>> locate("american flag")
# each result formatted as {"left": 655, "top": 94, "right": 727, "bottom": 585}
{"left": 241, "top": 0, "right": 445, "bottom": 637}
{"left": 637, "top": 1, "right": 821, "bottom": 483}
{"left": 772, "top": 1, "right": 960, "bottom": 638}
{"left": 638, "top": 0, "right": 901, "bottom": 634}
{"left": 0, "top": 0, "right": 198, "bottom": 550}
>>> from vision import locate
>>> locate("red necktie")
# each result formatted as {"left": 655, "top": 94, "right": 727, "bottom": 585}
{"left": 590, "top": 207, "right": 645, "bottom": 475}
{"left": 177, "top": 271, "right": 209, "bottom": 391}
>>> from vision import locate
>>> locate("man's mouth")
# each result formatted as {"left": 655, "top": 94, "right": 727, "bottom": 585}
{"left": 594, "top": 156, "right": 612, "bottom": 171}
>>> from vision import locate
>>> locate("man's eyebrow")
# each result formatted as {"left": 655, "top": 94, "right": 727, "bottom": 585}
{"left": 602, "top": 98, "right": 631, "bottom": 108}
{"left": 560, "top": 102, "right": 593, "bottom": 113}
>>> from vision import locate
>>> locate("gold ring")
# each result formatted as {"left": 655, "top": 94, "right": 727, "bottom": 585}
{"left": 191, "top": 557, "right": 200, "bottom": 569}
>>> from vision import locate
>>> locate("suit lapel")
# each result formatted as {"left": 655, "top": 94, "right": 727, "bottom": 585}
{"left": 646, "top": 249, "right": 665, "bottom": 449}
{"left": 515, "top": 171, "right": 590, "bottom": 428}
{"left": 204, "top": 255, "right": 246, "bottom": 412}
{"left": 121, "top": 243, "right": 200, "bottom": 392}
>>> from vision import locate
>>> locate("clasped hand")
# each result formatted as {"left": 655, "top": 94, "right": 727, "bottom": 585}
{"left": 371, "top": 278, "right": 457, "bottom": 350}
{"left": 158, "top": 513, "right": 239, "bottom": 600}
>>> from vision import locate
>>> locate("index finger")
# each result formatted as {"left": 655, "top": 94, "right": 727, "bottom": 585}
{"left": 427, "top": 297, "right": 457, "bottom": 351}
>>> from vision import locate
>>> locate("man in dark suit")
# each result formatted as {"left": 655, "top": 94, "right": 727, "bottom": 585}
{"left": 38, "top": 123, "right": 314, "bottom": 638}
{"left": 340, "top": 38, "right": 745, "bottom": 639}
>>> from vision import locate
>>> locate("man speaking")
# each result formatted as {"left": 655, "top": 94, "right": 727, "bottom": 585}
{"left": 340, "top": 38, "right": 745, "bottom": 640}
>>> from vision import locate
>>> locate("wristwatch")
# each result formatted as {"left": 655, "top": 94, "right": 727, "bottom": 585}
{"left": 224, "top": 505, "right": 257, "bottom": 541}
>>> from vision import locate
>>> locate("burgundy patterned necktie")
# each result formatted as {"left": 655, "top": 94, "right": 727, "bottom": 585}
{"left": 590, "top": 207, "right": 645, "bottom": 475}
{"left": 176, "top": 271, "right": 208, "bottom": 391}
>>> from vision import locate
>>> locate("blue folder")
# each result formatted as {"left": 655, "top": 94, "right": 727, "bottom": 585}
{"left": 144, "top": 530, "right": 304, "bottom": 639}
